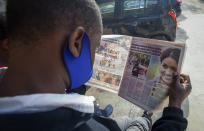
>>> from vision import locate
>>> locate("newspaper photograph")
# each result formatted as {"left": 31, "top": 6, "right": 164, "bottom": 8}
{"left": 86, "top": 35, "right": 132, "bottom": 93}
{"left": 119, "top": 37, "right": 185, "bottom": 111}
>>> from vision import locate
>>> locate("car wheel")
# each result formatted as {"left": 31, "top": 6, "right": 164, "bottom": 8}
{"left": 151, "top": 35, "right": 168, "bottom": 41}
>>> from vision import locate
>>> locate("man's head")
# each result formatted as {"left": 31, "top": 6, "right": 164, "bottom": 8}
{"left": 7, "top": 0, "right": 102, "bottom": 54}
{"left": 5, "top": 0, "right": 103, "bottom": 93}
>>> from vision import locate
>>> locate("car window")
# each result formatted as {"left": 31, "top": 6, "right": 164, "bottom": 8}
{"left": 99, "top": 1, "right": 115, "bottom": 14}
{"left": 0, "top": 0, "right": 6, "bottom": 13}
{"left": 146, "top": 0, "right": 159, "bottom": 8}
{"left": 124, "top": 0, "right": 145, "bottom": 10}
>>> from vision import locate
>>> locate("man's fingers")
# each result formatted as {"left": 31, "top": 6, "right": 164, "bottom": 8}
{"left": 183, "top": 75, "right": 191, "bottom": 87}
{"left": 176, "top": 75, "right": 182, "bottom": 85}
{"left": 170, "top": 74, "right": 179, "bottom": 88}
{"left": 172, "top": 74, "right": 179, "bottom": 83}
{"left": 180, "top": 76, "right": 185, "bottom": 83}
{"left": 180, "top": 74, "right": 190, "bottom": 82}
{"left": 186, "top": 75, "right": 191, "bottom": 85}
{"left": 181, "top": 75, "right": 192, "bottom": 94}
{"left": 171, "top": 74, "right": 192, "bottom": 93}
{"left": 185, "top": 77, "right": 192, "bottom": 93}
{"left": 180, "top": 74, "right": 191, "bottom": 84}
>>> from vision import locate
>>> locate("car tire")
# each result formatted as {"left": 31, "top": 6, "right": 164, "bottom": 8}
{"left": 151, "top": 35, "right": 168, "bottom": 41}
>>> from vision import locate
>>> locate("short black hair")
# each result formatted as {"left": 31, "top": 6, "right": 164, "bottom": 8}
{"left": 7, "top": 0, "right": 102, "bottom": 45}
{"left": 160, "top": 48, "right": 181, "bottom": 64}
{"left": 0, "top": 14, "right": 7, "bottom": 42}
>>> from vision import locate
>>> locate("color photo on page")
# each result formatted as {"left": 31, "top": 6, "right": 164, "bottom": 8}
{"left": 86, "top": 35, "right": 132, "bottom": 92}
{"left": 128, "top": 52, "right": 151, "bottom": 80}
{"left": 119, "top": 37, "right": 185, "bottom": 111}
{"left": 125, "top": 52, "right": 151, "bottom": 101}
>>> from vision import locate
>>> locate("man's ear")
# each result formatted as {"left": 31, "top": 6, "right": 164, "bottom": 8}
{"left": 69, "top": 27, "right": 85, "bottom": 57}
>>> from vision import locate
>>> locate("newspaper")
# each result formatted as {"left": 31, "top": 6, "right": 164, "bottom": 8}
{"left": 86, "top": 35, "right": 131, "bottom": 93}
{"left": 86, "top": 35, "right": 185, "bottom": 111}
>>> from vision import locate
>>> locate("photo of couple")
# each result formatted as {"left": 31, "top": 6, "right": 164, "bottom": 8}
{"left": 128, "top": 52, "right": 151, "bottom": 80}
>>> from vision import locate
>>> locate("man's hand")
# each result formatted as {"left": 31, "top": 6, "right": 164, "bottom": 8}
{"left": 168, "top": 74, "right": 192, "bottom": 108}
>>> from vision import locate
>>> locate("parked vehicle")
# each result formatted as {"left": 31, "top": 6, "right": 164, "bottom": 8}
{"left": 96, "top": 0, "right": 181, "bottom": 41}
{"left": 171, "top": 0, "right": 182, "bottom": 17}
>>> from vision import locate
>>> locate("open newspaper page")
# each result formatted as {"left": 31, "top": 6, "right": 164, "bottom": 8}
{"left": 86, "top": 35, "right": 132, "bottom": 93}
{"left": 118, "top": 37, "right": 185, "bottom": 111}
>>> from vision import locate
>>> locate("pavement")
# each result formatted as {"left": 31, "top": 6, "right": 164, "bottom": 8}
{"left": 177, "top": 1, "right": 204, "bottom": 130}
{"left": 87, "top": 0, "right": 204, "bottom": 131}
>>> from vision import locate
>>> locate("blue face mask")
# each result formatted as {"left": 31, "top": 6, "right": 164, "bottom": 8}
{"left": 63, "top": 33, "right": 93, "bottom": 90}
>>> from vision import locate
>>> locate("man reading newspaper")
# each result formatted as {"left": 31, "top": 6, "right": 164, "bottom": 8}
{"left": 0, "top": 0, "right": 191, "bottom": 131}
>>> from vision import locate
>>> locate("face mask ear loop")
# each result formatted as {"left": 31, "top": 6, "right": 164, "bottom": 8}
{"left": 63, "top": 32, "right": 93, "bottom": 90}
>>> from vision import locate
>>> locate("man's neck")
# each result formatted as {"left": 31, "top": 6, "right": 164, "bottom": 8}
{"left": 0, "top": 68, "right": 66, "bottom": 97}
{"left": 0, "top": 64, "right": 68, "bottom": 97}
{"left": 0, "top": 47, "right": 69, "bottom": 97}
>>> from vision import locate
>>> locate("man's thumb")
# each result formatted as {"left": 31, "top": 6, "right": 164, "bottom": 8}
{"left": 171, "top": 74, "right": 179, "bottom": 87}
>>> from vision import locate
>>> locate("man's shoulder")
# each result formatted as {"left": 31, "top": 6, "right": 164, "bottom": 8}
{"left": 0, "top": 107, "right": 121, "bottom": 131}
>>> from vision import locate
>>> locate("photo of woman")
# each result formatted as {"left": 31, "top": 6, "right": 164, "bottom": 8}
{"left": 153, "top": 48, "right": 181, "bottom": 86}
{"left": 147, "top": 48, "right": 181, "bottom": 109}
{"left": 138, "top": 48, "right": 181, "bottom": 110}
